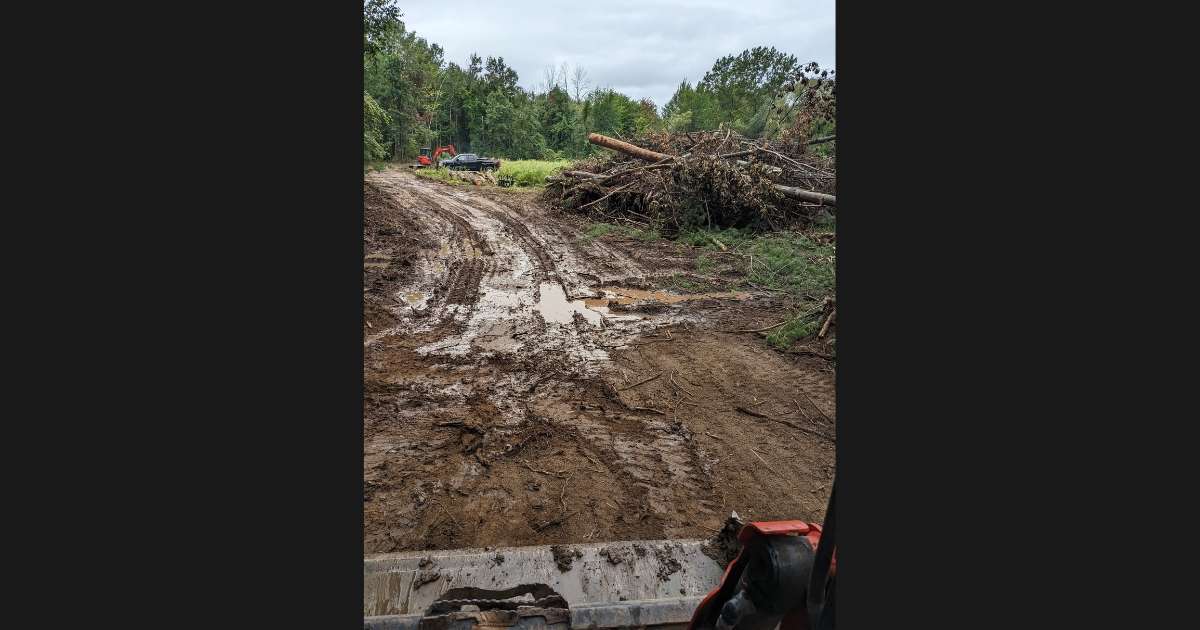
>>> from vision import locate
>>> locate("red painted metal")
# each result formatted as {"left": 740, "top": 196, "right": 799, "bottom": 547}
{"left": 687, "top": 519, "right": 834, "bottom": 630}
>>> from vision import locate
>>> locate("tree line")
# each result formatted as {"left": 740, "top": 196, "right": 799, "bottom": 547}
{"left": 364, "top": 1, "right": 828, "bottom": 161}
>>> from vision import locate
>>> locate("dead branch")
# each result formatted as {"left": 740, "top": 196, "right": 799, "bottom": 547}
{"left": 618, "top": 371, "right": 663, "bottom": 391}
{"left": 739, "top": 408, "right": 836, "bottom": 443}
{"left": 818, "top": 308, "right": 837, "bottom": 338}
{"left": 669, "top": 372, "right": 697, "bottom": 398}
{"left": 750, "top": 448, "right": 785, "bottom": 477}
{"left": 534, "top": 510, "right": 579, "bottom": 532}
{"left": 578, "top": 182, "right": 634, "bottom": 210}
{"left": 522, "top": 459, "right": 569, "bottom": 478}
{"left": 723, "top": 320, "right": 788, "bottom": 334}
{"left": 798, "top": 390, "right": 834, "bottom": 424}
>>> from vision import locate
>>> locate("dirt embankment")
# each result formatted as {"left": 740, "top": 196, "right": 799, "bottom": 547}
{"left": 363, "top": 169, "right": 834, "bottom": 554}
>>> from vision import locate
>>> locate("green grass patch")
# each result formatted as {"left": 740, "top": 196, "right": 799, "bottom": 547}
{"left": 582, "top": 223, "right": 619, "bottom": 239}
{"left": 696, "top": 253, "right": 718, "bottom": 275}
{"left": 678, "top": 227, "right": 834, "bottom": 299}
{"left": 677, "top": 227, "right": 755, "bottom": 250}
{"left": 765, "top": 314, "right": 822, "bottom": 348}
{"left": 744, "top": 235, "right": 835, "bottom": 298}
{"left": 497, "top": 159, "right": 572, "bottom": 187}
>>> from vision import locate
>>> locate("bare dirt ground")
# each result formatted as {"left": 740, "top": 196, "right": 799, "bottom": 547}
{"left": 364, "top": 168, "right": 835, "bottom": 554}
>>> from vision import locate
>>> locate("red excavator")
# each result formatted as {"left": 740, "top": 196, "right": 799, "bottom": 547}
{"left": 413, "top": 144, "right": 457, "bottom": 169}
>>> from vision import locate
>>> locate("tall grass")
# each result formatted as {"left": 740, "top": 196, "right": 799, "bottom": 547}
{"left": 497, "top": 159, "right": 572, "bottom": 187}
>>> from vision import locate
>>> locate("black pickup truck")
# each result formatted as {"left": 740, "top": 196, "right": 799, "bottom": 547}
{"left": 440, "top": 153, "right": 501, "bottom": 171}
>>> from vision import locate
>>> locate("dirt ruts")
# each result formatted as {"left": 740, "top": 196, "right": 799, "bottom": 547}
{"left": 363, "top": 168, "right": 835, "bottom": 554}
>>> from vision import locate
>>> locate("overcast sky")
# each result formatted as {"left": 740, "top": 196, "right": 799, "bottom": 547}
{"left": 398, "top": 1, "right": 834, "bottom": 111}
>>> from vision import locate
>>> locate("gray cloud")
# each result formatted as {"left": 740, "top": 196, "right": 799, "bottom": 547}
{"left": 398, "top": 0, "right": 834, "bottom": 110}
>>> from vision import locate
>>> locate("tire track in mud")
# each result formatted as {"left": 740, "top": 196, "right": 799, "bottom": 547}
{"left": 484, "top": 202, "right": 559, "bottom": 285}
{"left": 363, "top": 170, "right": 824, "bottom": 553}
{"left": 418, "top": 193, "right": 494, "bottom": 310}
{"left": 535, "top": 392, "right": 718, "bottom": 539}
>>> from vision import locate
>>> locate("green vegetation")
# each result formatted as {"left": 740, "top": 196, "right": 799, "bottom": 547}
{"left": 363, "top": 2, "right": 829, "bottom": 164}
{"left": 696, "top": 253, "right": 718, "bottom": 275}
{"left": 664, "top": 46, "right": 802, "bottom": 138}
{"left": 410, "top": 160, "right": 570, "bottom": 188}
{"left": 766, "top": 315, "right": 822, "bottom": 348}
{"left": 679, "top": 228, "right": 834, "bottom": 297}
{"left": 745, "top": 235, "right": 835, "bottom": 298}
{"left": 588, "top": 224, "right": 834, "bottom": 325}
{"left": 364, "top": 92, "right": 390, "bottom": 161}
{"left": 497, "top": 159, "right": 572, "bottom": 187}
{"left": 676, "top": 227, "right": 835, "bottom": 349}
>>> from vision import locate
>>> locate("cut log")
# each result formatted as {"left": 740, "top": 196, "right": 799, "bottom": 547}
{"left": 588, "top": 133, "right": 673, "bottom": 163}
{"left": 772, "top": 183, "right": 836, "bottom": 206}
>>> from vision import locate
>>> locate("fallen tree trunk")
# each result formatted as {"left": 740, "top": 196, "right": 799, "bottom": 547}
{"left": 588, "top": 133, "right": 673, "bottom": 163}
{"left": 772, "top": 183, "right": 837, "bottom": 206}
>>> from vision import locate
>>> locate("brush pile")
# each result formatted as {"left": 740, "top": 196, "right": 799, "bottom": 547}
{"left": 543, "top": 130, "right": 835, "bottom": 235}
{"left": 447, "top": 169, "right": 498, "bottom": 186}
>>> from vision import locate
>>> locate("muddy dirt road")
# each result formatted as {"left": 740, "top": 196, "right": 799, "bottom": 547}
{"left": 364, "top": 169, "right": 835, "bottom": 554}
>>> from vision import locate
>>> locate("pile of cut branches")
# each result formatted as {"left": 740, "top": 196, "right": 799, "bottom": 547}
{"left": 542, "top": 131, "right": 835, "bottom": 235}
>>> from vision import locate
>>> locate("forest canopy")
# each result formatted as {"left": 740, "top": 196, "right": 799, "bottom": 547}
{"left": 363, "top": 1, "right": 831, "bottom": 161}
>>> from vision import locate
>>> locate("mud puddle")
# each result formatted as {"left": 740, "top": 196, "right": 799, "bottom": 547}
{"left": 535, "top": 282, "right": 606, "bottom": 326}
{"left": 537, "top": 284, "right": 749, "bottom": 327}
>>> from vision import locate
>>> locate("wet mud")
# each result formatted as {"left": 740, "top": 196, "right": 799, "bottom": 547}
{"left": 364, "top": 169, "right": 835, "bottom": 554}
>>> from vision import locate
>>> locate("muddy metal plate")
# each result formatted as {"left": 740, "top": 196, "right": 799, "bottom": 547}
{"left": 364, "top": 539, "right": 722, "bottom": 627}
